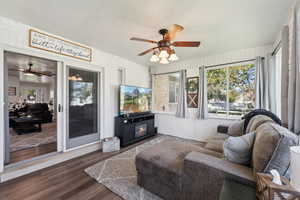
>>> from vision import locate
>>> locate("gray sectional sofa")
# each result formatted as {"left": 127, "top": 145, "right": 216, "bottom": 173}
{"left": 135, "top": 114, "right": 299, "bottom": 200}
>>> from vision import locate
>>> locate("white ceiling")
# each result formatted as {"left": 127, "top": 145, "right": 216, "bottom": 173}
{"left": 0, "top": 0, "right": 295, "bottom": 66}
{"left": 5, "top": 51, "right": 57, "bottom": 83}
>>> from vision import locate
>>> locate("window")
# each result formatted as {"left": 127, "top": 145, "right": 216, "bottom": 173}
{"left": 206, "top": 63, "right": 256, "bottom": 117}
{"left": 169, "top": 76, "right": 179, "bottom": 103}
{"left": 153, "top": 72, "right": 180, "bottom": 112}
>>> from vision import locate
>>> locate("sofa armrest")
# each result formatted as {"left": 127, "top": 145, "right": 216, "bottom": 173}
{"left": 182, "top": 152, "right": 255, "bottom": 200}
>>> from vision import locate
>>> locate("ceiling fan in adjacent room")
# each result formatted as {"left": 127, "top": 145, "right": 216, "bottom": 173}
{"left": 130, "top": 24, "right": 201, "bottom": 64}
{"left": 9, "top": 63, "right": 56, "bottom": 77}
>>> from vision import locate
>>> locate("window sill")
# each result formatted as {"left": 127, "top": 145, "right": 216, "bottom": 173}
{"left": 152, "top": 112, "right": 242, "bottom": 120}
{"left": 152, "top": 111, "right": 176, "bottom": 116}
{"left": 206, "top": 114, "right": 241, "bottom": 121}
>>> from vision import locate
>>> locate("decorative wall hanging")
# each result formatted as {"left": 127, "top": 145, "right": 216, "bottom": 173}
{"left": 8, "top": 87, "right": 16, "bottom": 96}
{"left": 186, "top": 77, "right": 199, "bottom": 108}
{"left": 29, "top": 29, "right": 92, "bottom": 62}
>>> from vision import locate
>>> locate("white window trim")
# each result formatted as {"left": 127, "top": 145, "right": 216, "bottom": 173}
{"left": 152, "top": 111, "right": 177, "bottom": 115}
{"left": 274, "top": 48, "right": 282, "bottom": 118}
{"left": 152, "top": 71, "right": 180, "bottom": 114}
{"left": 206, "top": 61, "right": 255, "bottom": 119}
{"left": 118, "top": 67, "right": 126, "bottom": 85}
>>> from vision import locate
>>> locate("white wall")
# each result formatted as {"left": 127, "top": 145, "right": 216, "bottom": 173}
{"left": 7, "top": 75, "right": 19, "bottom": 104}
{"left": 19, "top": 81, "right": 51, "bottom": 103}
{"left": 151, "top": 45, "right": 273, "bottom": 141}
{"left": 0, "top": 16, "right": 274, "bottom": 143}
{"left": 0, "top": 16, "right": 150, "bottom": 139}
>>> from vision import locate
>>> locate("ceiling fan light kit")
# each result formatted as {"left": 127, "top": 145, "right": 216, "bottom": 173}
{"left": 158, "top": 50, "right": 169, "bottom": 58}
{"left": 130, "top": 24, "right": 200, "bottom": 64}
{"left": 160, "top": 57, "right": 169, "bottom": 64}
{"left": 69, "top": 74, "right": 83, "bottom": 81}
{"left": 169, "top": 53, "right": 179, "bottom": 62}
{"left": 150, "top": 54, "right": 160, "bottom": 62}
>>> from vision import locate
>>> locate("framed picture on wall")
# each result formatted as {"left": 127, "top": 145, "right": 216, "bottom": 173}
{"left": 8, "top": 87, "right": 16, "bottom": 96}
{"left": 186, "top": 77, "right": 199, "bottom": 108}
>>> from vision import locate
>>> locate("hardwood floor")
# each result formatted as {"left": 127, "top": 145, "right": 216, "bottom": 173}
{"left": 9, "top": 142, "right": 57, "bottom": 164}
{"left": 0, "top": 136, "right": 157, "bottom": 200}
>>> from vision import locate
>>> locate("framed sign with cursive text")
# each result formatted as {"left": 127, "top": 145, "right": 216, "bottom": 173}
{"left": 29, "top": 29, "right": 92, "bottom": 62}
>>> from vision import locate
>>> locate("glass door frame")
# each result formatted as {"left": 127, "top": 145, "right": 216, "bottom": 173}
{"left": 0, "top": 44, "right": 65, "bottom": 171}
{"left": 63, "top": 62, "right": 103, "bottom": 151}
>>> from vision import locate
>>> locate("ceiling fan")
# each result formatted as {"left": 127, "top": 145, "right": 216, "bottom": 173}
{"left": 130, "top": 24, "right": 201, "bottom": 64}
{"left": 9, "top": 63, "right": 56, "bottom": 77}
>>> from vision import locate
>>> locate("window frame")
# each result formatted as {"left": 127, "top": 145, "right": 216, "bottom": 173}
{"left": 205, "top": 61, "right": 256, "bottom": 119}
{"left": 152, "top": 71, "right": 180, "bottom": 114}
{"left": 274, "top": 47, "right": 282, "bottom": 118}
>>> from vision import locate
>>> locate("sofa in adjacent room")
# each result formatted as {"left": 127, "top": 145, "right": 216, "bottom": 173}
{"left": 135, "top": 111, "right": 299, "bottom": 200}
{"left": 27, "top": 103, "right": 53, "bottom": 123}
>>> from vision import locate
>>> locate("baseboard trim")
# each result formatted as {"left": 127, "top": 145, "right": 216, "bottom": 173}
{"left": 0, "top": 142, "right": 102, "bottom": 183}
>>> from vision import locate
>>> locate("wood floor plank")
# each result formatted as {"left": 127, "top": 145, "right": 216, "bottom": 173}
{"left": 10, "top": 142, "right": 57, "bottom": 164}
{"left": 0, "top": 136, "right": 158, "bottom": 200}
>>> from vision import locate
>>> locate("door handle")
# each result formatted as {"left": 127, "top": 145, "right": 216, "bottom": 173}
{"left": 58, "top": 104, "right": 63, "bottom": 112}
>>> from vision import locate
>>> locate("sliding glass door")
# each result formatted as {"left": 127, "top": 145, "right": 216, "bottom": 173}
{"left": 66, "top": 66, "right": 100, "bottom": 149}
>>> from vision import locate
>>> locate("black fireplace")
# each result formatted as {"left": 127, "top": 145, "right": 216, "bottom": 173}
{"left": 115, "top": 113, "right": 156, "bottom": 147}
{"left": 135, "top": 124, "right": 147, "bottom": 138}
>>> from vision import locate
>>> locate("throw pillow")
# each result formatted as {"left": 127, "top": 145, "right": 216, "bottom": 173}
{"left": 223, "top": 132, "right": 256, "bottom": 165}
{"left": 263, "top": 124, "right": 299, "bottom": 178}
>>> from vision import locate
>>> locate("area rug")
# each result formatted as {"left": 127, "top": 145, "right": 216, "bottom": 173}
{"left": 10, "top": 122, "right": 57, "bottom": 152}
{"left": 85, "top": 136, "right": 205, "bottom": 200}
{"left": 85, "top": 136, "right": 170, "bottom": 200}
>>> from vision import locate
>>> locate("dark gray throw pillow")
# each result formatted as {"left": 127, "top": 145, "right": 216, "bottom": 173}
{"left": 223, "top": 132, "right": 256, "bottom": 165}
{"left": 263, "top": 124, "right": 300, "bottom": 178}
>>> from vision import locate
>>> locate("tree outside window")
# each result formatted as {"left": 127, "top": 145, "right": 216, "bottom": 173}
{"left": 207, "top": 64, "right": 255, "bottom": 117}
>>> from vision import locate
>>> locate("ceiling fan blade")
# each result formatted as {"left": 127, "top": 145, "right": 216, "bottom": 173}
{"left": 165, "top": 24, "right": 184, "bottom": 41}
{"left": 9, "top": 68, "right": 24, "bottom": 72}
{"left": 27, "top": 70, "right": 55, "bottom": 77}
{"left": 130, "top": 37, "right": 158, "bottom": 44}
{"left": 26, "top": 71, "right": 40, "bottom": 76}
{"left": 171, "top": 24, "right": 184, "bottom": 32}
{"left": 39, "top": 71, "right": 56, "bottom": 76}
{"left": 172, "top": 41, "right": 201, "bottom": 47}
{"left": 138, "top": 47, "right": 159, "bottom": 56}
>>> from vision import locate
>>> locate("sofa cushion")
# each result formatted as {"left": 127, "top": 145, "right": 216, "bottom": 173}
{"left": 263, "top": 124, "right": 299, "bottom": 178}
{"left": 223, "top": 132, "right": 256, "bottom": 165}
{"left": 246, "top": 115, "right": 274, "bottom": 134}
{"left": 204, "top": 140, "right": 224, "bottom": 153}
{"left": 136, "top": 139, "right": 223, "bottom": 191}
{"left": 228, "top": 120, "right": 244, "bottom": 136}
{"left": 204, "top": 134, "right": 229, "bottom": 153}
{"left": 211, "top": 133, "right": 230, "bottom": 140}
